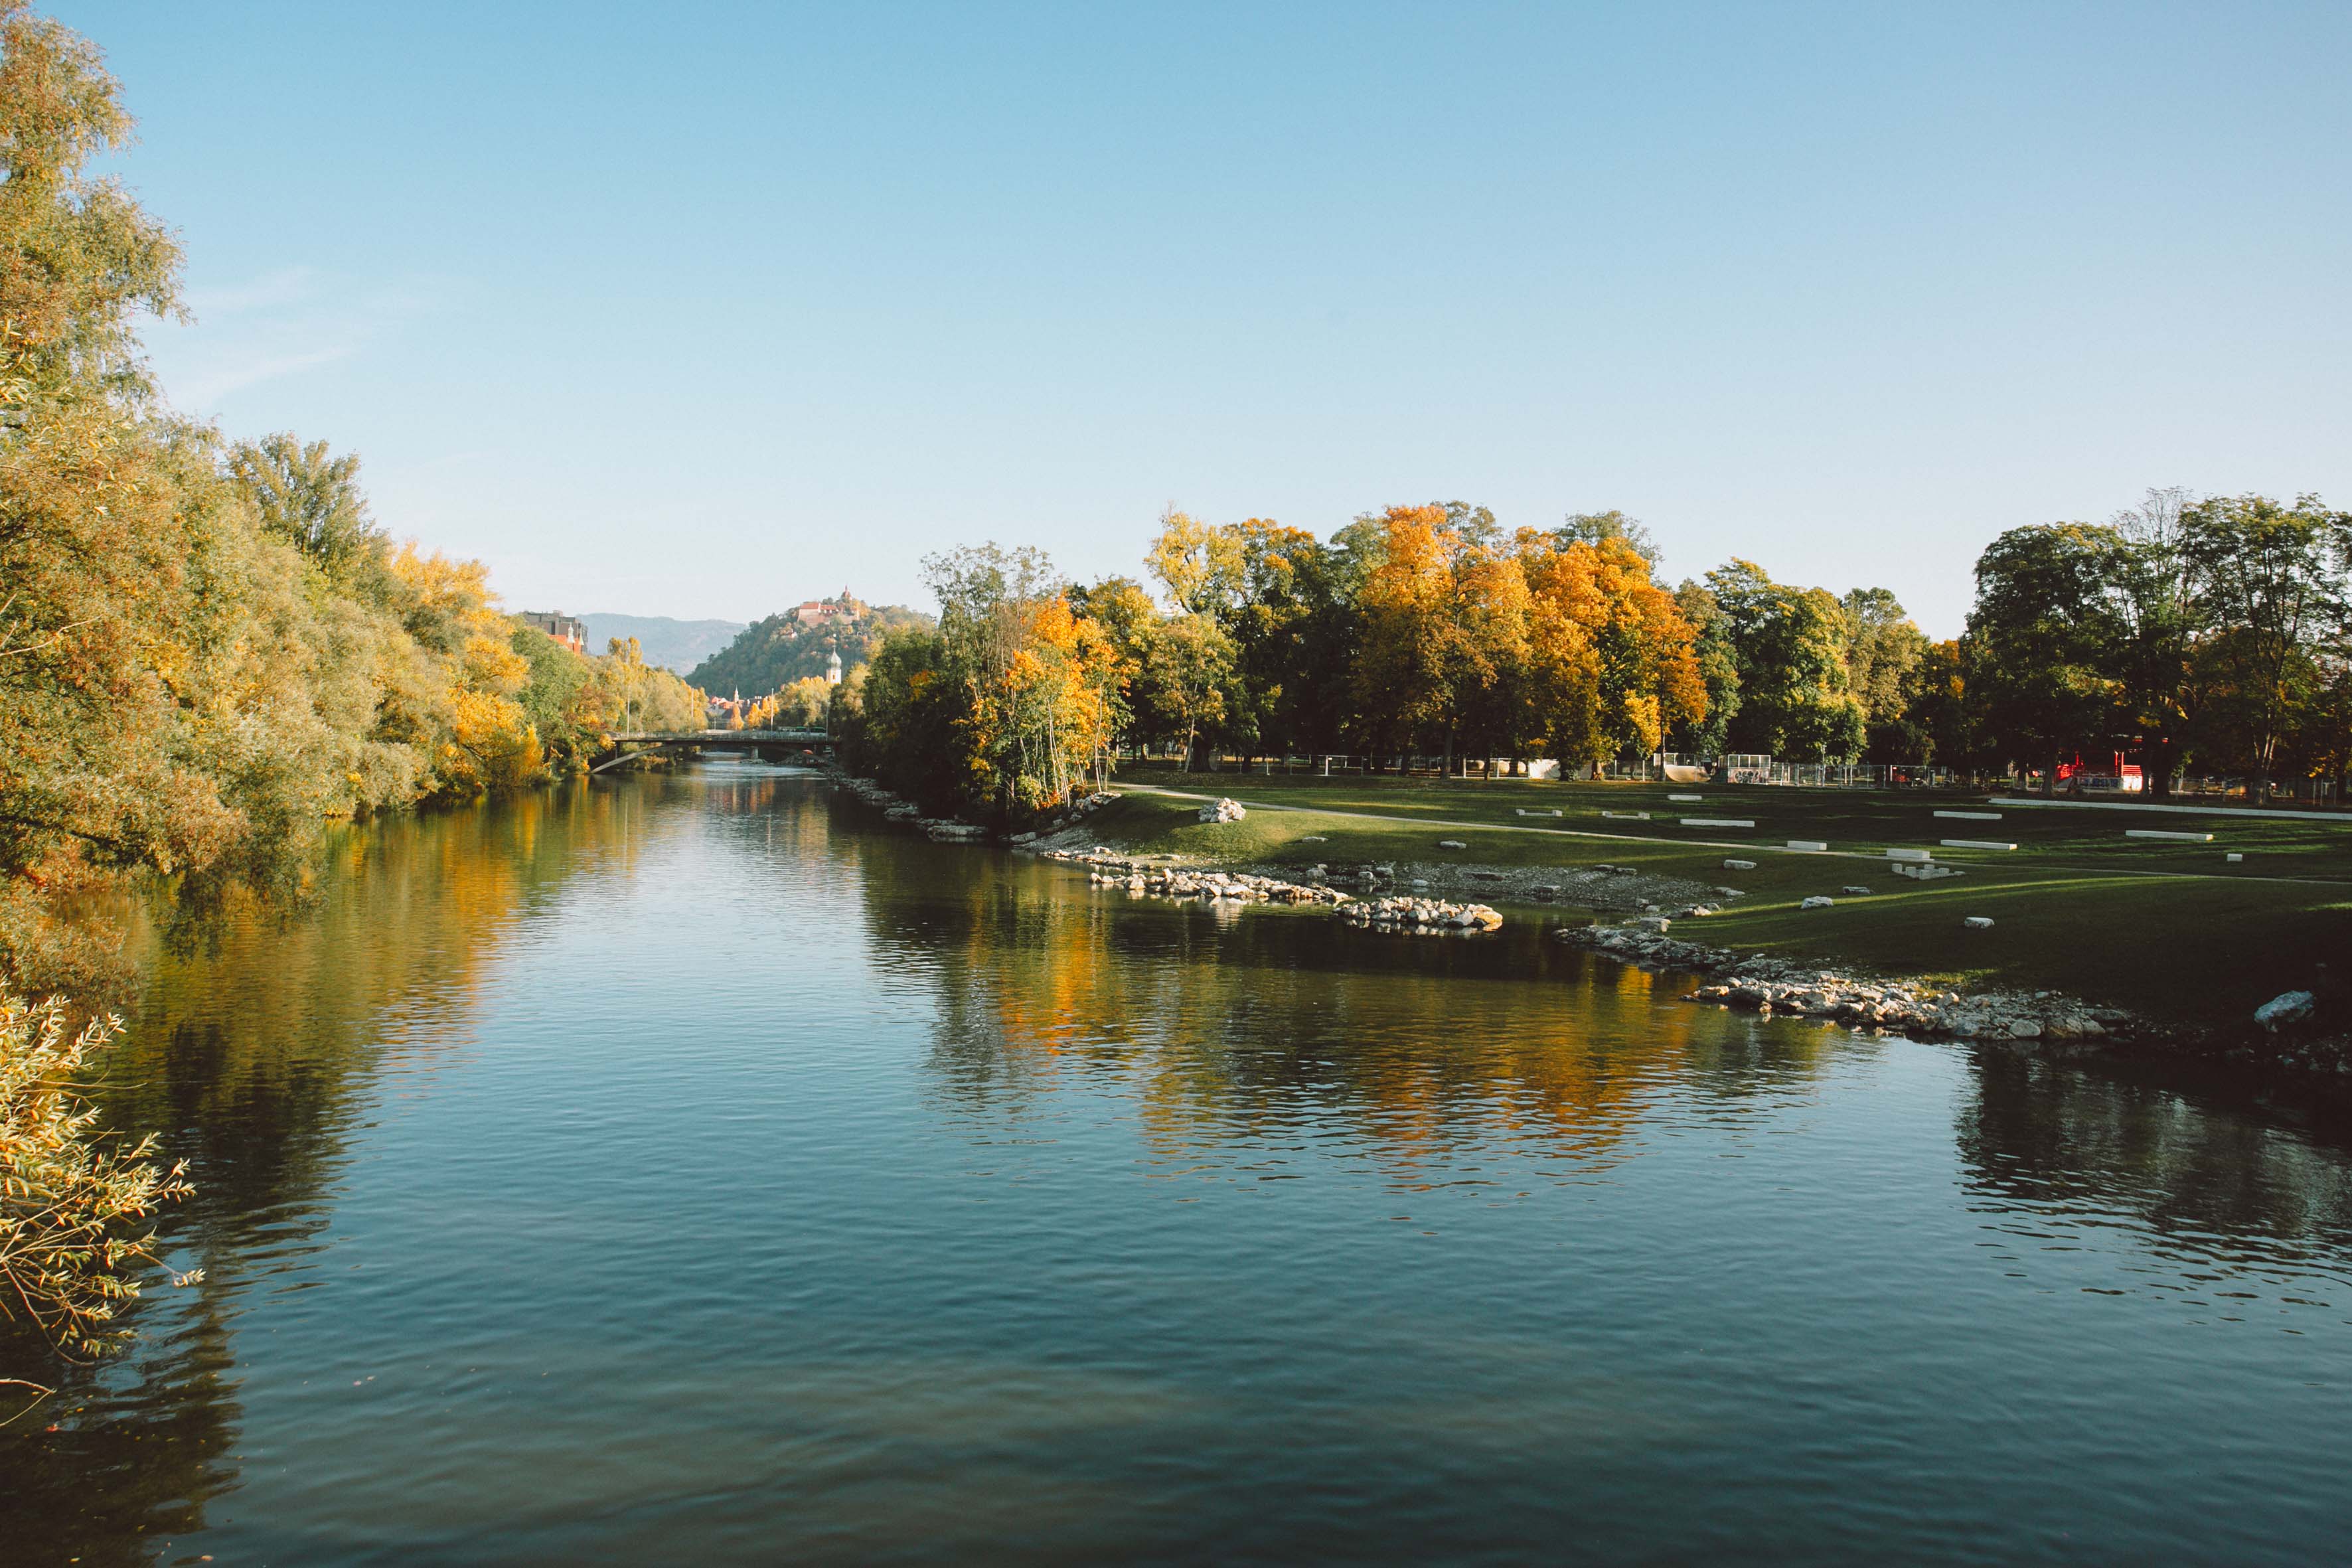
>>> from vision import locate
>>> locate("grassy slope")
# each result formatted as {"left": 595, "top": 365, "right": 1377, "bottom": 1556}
{"left": 1083, "top": 770, "right": 2352, "bottom": 1028}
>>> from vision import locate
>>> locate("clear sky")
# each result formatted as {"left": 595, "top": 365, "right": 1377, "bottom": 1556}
{"left": 58, "top": 1, "right": 2352, "bottom": 635}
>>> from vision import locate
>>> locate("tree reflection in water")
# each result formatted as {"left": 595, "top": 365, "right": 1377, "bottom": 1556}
{"left": 9, "top": 769, "right": 2352, "bottom": 1563}
{"left": 0, "top": 781, "right": 641, "bottom": 1565}
{"left": 1956, "top": 1045, "right": 2352, "bottom": 1303}
{"left": 857, "top": 832, "right": 1849, "bottom": 1187}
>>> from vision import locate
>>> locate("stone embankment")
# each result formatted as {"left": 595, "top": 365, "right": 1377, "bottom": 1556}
{"left": 1563, "top": 921, "right": 2130, "bottom": 1043}
{"left": 1338, "top": 896, "right": 1504, "bottom": 933}
{"left": 1273, "top": 857, "right": 1719, "bottom": 913}
{"left": 1044, "top": 846, "right": 1502, "bottom": 936}
{"left": 1044, "top": 846, "right": 1350, "bottom": 906}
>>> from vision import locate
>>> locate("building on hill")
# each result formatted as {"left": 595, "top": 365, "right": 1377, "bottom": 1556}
{"left": 791, "top": 589, "right": 866, "bottom": 628}
{"left": 685, "top": 595, "right": 933, "bottom": 697}
{"left": 518, "top": 611, "right": 586, "bottom": 654}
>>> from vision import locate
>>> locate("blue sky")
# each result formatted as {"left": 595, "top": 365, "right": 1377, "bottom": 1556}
{"left": 60, "top": 1, "right": 2351, "bottom": 635}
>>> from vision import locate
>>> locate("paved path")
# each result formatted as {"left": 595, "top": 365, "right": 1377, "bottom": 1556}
{"left": 1117, "top": 785, "right": 2352, "bottom": 890}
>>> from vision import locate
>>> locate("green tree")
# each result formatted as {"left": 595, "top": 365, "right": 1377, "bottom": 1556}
{"left": 224, "top": 433, "right": 394, "bottom": 599}
{"left": 2179, "top": 493, "right": 2349, "bottom": 799}
{"left": 2096, "top": 487, "right": 2203, "bottom": 797}
{"left": 1962, "top": 524, "right": 2122, "bottom": 793}
{"left": 1839, "top": 587, "right": 1930, "bottom": 759}
{"left": 1703, "top": 560, "right": 1865, "bottom": 761}
{"left": 1557, "top": 509, "right": 1662, "bottom": 570}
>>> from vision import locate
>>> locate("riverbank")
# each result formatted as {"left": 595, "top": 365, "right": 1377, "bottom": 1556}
{"left": 1018, "top": 770, "right": 2352, "bottom": 1077}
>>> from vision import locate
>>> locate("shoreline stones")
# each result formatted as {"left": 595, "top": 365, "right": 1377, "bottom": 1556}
{"left": 1339, "top": 896, "right": 1502, "bottom": 934}
{"left": 1047, "top": 846, "right": 1349, "bottom": 906}
{"left": 1561, "top": 921, "right": 2127, "bottom": 1045}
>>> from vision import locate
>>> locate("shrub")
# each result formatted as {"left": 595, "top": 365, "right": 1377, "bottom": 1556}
{"left": 1, "top": 984, "right": 192, "bottom": 1363}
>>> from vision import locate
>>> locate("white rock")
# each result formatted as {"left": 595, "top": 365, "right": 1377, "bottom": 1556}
{"left": 1723, "top": 858, "right": 1757, "bottom": 871}
{"left": 1964, "top": 916, "right": 1994, "bottom": 929}
{"left": 1437, "top": 839, "right": 1467, "bottom": 849}
{"left": 1198, "top": 797, "right": 1248, "bottom": 823}
{"left": 2256, "top": 990, "right": 2315, "bottom": 1030}
{"left": 1800, "top": 896, "right": 1835, "bottom": 909}
{"left": 1841, "top": 885, "right": 1872, "bottom": 896}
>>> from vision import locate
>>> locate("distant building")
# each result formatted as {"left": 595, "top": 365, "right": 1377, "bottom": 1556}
{"left": 518, "top": 611, "right": 586, "bottom": 654}
{"left": 791, "top": 591, "right": 865, "bottom": 629}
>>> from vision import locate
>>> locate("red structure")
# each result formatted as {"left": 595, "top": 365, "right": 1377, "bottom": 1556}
{"left": 2057, "top": 750, "right": 2144, "bottom": 793}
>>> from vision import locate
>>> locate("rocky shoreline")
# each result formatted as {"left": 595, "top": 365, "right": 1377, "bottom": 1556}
{"left": 1561, "top": 921, "right": 2130, "bottom": 1044}
{"left": 1338, "top": 895, "right": 1504, "bottom": 933}
{"left": 1562, "top": 919, "right": 2352, "bottom": 1081}
{"left": 1041, "top": 844, "right": 1504, "bottom": 935}
{"left": 1046, "top": 846, "right": 1350, "bottom": 906}
{"left": 824, "top": 769, "right": 2351, "bottom": 1080}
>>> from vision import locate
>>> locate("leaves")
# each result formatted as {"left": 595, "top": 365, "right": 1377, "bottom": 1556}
{"left": 0, "top": 984, "right": 191, "bottom": 1361}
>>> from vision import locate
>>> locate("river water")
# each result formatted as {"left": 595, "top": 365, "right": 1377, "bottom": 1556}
{"left": 7, "top": 763, "right": 2352, "bottom": 1564}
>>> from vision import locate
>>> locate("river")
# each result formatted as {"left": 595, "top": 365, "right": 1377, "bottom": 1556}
{"left": 7, "top": 763, "right": 2352, "bottom": 1563}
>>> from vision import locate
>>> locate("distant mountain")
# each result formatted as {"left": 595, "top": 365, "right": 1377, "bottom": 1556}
{"left": 687, "top": 595, "right": 934, "bottom": 696}
{"left": 580, "top": 613, "right": 747, "bottom": 676}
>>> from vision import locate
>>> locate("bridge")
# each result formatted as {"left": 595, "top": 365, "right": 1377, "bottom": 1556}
{"left": 589, "top": 728, "right": 835, "bottom": 774}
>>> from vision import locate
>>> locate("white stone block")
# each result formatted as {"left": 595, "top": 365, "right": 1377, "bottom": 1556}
{"left": 1786, "top": 839, "right": 1827, "bottom": 852}
{"left": 1941, "top": 839, "right": 2017, "bottom": 851}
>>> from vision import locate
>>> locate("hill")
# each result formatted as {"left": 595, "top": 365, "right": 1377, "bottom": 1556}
{"left": 580, "top": 613, "right": 746, "bottom": 675}
{"left": 687, "top": 595, "right": 934, "bottom": 695}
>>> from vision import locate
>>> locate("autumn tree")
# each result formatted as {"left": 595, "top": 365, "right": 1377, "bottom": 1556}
{"left": 1350, "top": 506, "right": 1468, "bottom": 765}
{"left": 1520, "top": 534, "right": 1705, "bottom": 775}
{"left": 903, "top": 545, "right": 1121, "bottom": 815}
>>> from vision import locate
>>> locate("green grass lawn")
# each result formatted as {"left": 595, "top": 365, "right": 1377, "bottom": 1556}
{"left": 1085, "top": 769, "right": 2352, "bottom": 1029}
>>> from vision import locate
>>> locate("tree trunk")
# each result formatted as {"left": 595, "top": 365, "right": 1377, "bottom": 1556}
{"left": 2043, "top": 750, "right": 2057, "bottom": 798}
